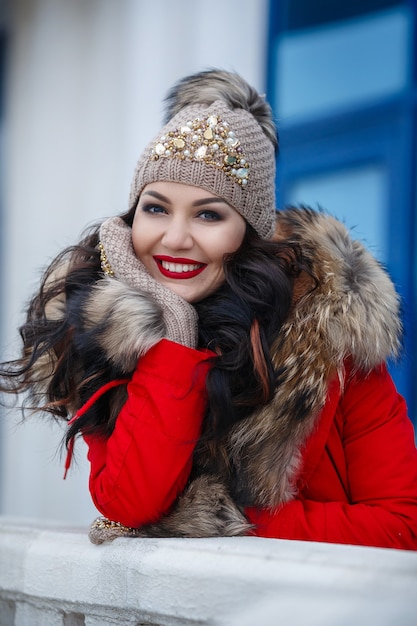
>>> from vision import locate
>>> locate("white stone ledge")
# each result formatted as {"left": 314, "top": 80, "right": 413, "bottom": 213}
{"left": 1, "top": 516, "right": 417, "bottom": 626}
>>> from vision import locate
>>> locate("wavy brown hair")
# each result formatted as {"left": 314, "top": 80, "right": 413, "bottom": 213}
{"left": 196, "top": 224, "right": 305, "bottom": 438}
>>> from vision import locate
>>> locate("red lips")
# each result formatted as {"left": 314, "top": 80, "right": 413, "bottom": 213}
{"left": 153, "top": 256, "right": 206, "bottom": 279}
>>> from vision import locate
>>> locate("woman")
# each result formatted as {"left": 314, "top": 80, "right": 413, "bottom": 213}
{"left": 1, "top": 69, "right": 417, "bottom": 549}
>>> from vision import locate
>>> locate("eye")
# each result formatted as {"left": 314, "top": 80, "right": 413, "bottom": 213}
{"left": 141, "top": 203, "right": 167, "bottom": 215}
{"left": 197, "top": 210, "right": 223, "bottom": 222}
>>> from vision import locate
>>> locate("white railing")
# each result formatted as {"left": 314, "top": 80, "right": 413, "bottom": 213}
{"left": 1, "top": 516, "right": 416, "bottom": 626}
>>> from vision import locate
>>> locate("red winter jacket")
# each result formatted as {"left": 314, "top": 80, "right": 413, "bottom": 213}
{"left": 85, "top": 339, "right": 417, "bottom": 550}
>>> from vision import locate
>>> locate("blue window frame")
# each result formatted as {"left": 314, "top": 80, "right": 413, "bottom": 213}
{"left": 266, "top": 0, "right": 417, "bottom": 425}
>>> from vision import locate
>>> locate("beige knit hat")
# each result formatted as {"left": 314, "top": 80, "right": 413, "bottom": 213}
{"left": 129, "top": 74, "right": 277, "bottom": 239}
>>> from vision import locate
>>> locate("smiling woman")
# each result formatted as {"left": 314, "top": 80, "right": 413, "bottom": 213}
{"left": 132, "top": 182, "right": 246, "bottom": 302}
{"left": 1, "top": 69, "right": 416, "bottom": 550}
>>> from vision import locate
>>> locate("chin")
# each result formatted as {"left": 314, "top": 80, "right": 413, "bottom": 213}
{"left": 165, "top": 284, "right": 198, "bottom": 303}
{"left": 163, "top": 279, "right": 219, "bottom": 303}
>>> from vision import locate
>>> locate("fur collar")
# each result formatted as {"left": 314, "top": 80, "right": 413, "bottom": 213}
{"left": 275, "top": 207, "right": 400, "bottom": 370}
{"left": 216, "top": 207, "right": 401, "bottom": 509}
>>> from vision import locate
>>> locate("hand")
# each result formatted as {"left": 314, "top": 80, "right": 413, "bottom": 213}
{"left": 99, "top": 217, "right": 198, "bottom": 349}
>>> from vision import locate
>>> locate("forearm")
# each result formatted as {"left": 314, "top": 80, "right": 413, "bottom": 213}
{"left": 84, "top": 339, "right": 211, "bottom": 528}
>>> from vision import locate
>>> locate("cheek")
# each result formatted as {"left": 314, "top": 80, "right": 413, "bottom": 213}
{"left": 205, "top": 227, "right": 244, "bottom": 278}
{"left": 215, "top": 224, "right": 246, "bottom": 257}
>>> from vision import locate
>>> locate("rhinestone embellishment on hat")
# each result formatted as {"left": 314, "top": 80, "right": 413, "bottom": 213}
{"left": 151, "top": 114, "right": 250, "bottom": 186}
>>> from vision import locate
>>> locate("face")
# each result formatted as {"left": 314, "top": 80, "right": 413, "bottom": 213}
{"left": 132, "top": 181, "right": 246, "bottom": 303}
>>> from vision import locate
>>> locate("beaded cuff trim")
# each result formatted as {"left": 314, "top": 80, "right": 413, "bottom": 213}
{"left": 150, "top": 114, "right": 250, "bottom": 187}
{"left": 90, "top": 516, "right": 139, "bottom": 533}
{"left": 89, "top": 516, "right": 143, "bottom": 541}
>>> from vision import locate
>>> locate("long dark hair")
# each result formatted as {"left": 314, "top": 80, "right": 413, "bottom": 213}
{"left": 0, "top": 211, "right": 308, "bottom": 447}
{"left": 0, "top": 226, "right": 102, "bottom": 414}
{"left": 196, "top": 224, "right": 302, "bottom": 438}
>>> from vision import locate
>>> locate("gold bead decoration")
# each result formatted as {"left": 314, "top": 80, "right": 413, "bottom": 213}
{"left": 99, "top": 242, "right": 114, "bottom": 277}
{"left": 150, "top": 114, "right": 250, "bottom": 187}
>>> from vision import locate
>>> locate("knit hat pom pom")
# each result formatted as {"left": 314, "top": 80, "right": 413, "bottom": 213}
{"left": 163, "top": 69, "right": 278, "bottom": 153}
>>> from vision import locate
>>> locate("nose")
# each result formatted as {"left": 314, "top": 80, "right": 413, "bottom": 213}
{"left": 161, "top": 216, "right": 194, "bottom": 250}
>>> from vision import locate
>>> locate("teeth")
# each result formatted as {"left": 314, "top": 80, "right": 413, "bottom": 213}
{"left": 161, "top": 260, "right": 202, "bottom": 273}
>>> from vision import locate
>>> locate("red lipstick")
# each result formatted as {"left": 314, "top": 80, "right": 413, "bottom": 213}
{"left": 153, "top": 256, "right": 206, "bottom": 279}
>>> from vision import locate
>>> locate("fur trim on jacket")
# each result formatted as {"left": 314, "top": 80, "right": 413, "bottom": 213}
{"left": 221, "top": 206, "right": 401, "bottom": 510}
{"left": 46, "top": 207, "right": 402, "bottom": 540}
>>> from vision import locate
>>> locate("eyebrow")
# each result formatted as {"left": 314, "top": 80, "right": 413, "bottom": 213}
{"left": 141, "top": 190, "right": 230, "bottom": 208}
